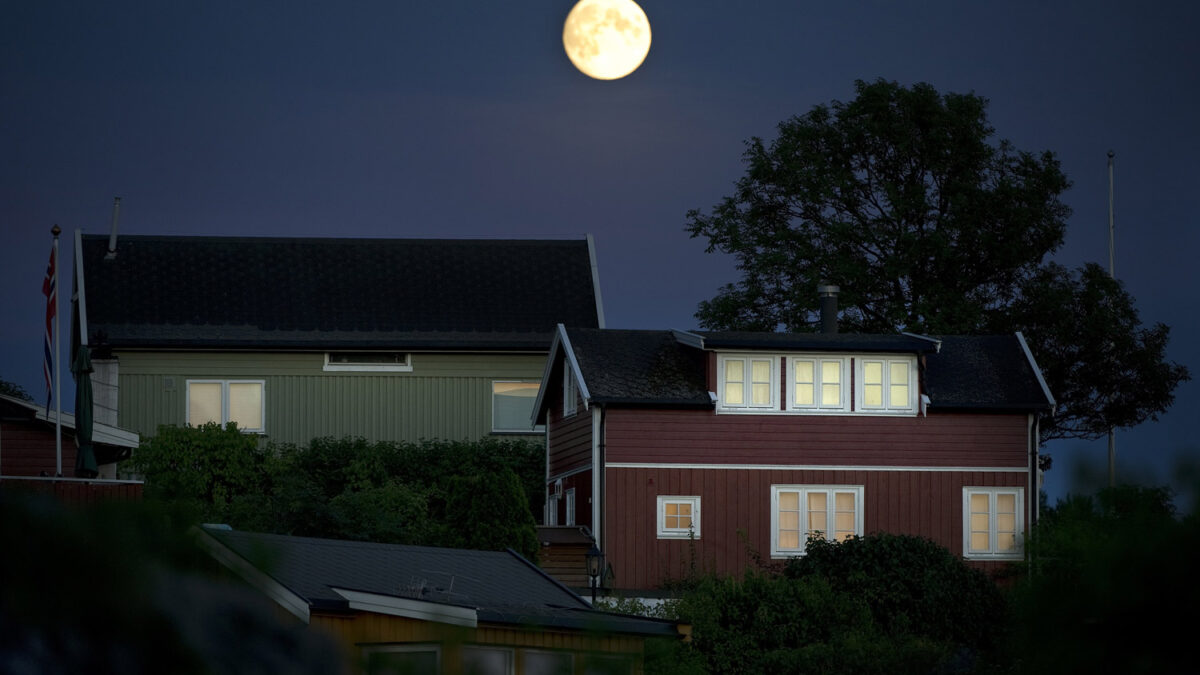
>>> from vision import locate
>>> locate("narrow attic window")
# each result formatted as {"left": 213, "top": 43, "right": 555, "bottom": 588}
{"left": 323, "top": 352, "right": 413, "bottom": 372}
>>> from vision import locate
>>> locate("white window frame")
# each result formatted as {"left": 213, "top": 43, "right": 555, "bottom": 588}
{"left": 854, "top": 356, "right": 918, "bottom": 414}
{"left": 656, "top": 495, "right": 701, "bottom": 539}
{"left": 322, "top": 351, "right": 413, "bottom": 372}
{"left": 770, "top": 485, "right": 864, "bottom": 558}
{"left": 185, "top": 379, "right": 266, "bottom": 434}
{"left": 491, "top": 380, "right": 546, "bottom": 433}
{"left": 962, "top": 487, "right": 1025, "bottom": 560}
{"left": 546, "top": 493, "right": 559, "bottom": 526}
{"left": 461, "top": 645, "right": 514, "bottom": 675}
{"left": 786, "top": 356, "right": 850, "bottom": 412}
{"left": 565, "top": 488, "right": 576, "bottom": 526}
{"left": 563, "top": 367, "right": 579, "bottom": 417}
{"left": 716, "top": 354, "right": 779, "bottom": 412}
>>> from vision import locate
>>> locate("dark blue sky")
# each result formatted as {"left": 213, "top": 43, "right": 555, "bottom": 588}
{"left": 4, "top": 1, "right": 1197, "bottom": 506}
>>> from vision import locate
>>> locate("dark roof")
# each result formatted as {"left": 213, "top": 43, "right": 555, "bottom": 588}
{"left": 924, "top": 335, "right": 1053, "bottom": 411}
{"left": 698, "top": 331, "right": 941, "bottom": 353}
{"left": 554, "top": 329, "right": 1052, "bottom": 412}
{"left": 81, "top": 235, "right": 601, "bottom": 350}
{"left": 200, "top": 528, "right": 678, "bottom": 637}
{"left": 567, "top": 329, "right": 711, "bottom": 407}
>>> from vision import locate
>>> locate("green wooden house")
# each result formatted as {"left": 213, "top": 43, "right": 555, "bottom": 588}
{"left": 73, "top": 233, "right": 604, "bottom": 446}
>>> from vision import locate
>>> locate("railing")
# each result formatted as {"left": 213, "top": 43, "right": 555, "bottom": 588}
{"left": 0, "top": 475, "right": 144, "bottom": 504}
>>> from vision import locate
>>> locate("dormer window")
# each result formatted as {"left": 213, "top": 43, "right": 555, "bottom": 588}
{"left": 716, "top": 352, "right": 918, "bottom": 416}
{"left": 788, "top": 357, "right": 849, "bottom": 411}
{"left": 856, "top": 357, "right": 917, "bottom": 413}
{"left": 718, "top": 355, "right": 777, "bottom": 410}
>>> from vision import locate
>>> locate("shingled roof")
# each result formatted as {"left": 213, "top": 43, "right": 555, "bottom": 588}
{"left": 544, "top": 328, "right": 1053, "bottom": 412}
{"left": 198, "top": 527, "right": 679, "bottom": 637}
{"left": 80, "top": 235, "right": 602, "bottom": 350}
{"left": 566, "top": 329, "right": 711, "bottom": 407}
{"left": 924, "top": 335, "right": 1054, "bottom": 411}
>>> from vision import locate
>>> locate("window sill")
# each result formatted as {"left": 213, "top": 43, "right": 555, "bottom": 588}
{"left": 657, "top": 532, "right": 699, "bottom": 540}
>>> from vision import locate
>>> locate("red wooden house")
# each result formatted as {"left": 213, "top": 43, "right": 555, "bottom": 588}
{"left": 532, "top": 325, "right": 1054, "bottom": 592}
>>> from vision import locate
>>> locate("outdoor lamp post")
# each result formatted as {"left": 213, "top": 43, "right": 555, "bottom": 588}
{"left": 585, "top": 545, "right": 603, "bottom": 604}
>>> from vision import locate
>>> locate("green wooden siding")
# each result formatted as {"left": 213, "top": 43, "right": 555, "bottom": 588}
{"left": 115, "top": 351, "right": 548, "bottom": 445}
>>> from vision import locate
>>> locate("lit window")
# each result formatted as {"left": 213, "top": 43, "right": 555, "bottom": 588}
{"left": 856, "top": 358, "right": 916, "bottom": 413}
{"left": 772, "top": 485, "right": 862, "bottom": 556}
{"left": 186, "top": 380, "right": 264, "bottom": 433}
{"left": 719, "top": 355, "right": 777, "bottom": 410}
{"left": 323, "top": 352, "right": 412, "bottom": 372}
{"left": 788, "top": 357, "right": 848, "bottom": 411}
{"left": 492, "top": 381, "right": 544, "bottom": 433}
{"left": 657, "top": 496, "right": 701, "bottom": 539}
{"left": 963, "top": 488, "right": 1024, "bottom": 559}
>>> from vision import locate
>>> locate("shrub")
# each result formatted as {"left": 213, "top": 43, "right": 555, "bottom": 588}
{"left": 783, "top": 533, "right": 1007, "bottom": 654}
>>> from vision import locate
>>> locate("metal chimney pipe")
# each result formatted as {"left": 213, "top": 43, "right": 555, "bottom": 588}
{"left": 105, "top": 197, "right": 121, "bottom": 258}
{"left": 818, "top": 283, "right": 839, "bottom": 334}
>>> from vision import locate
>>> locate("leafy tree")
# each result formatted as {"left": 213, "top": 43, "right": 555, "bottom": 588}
{"left": 1011, "top": 485, "right": 1198, "bottom": 673}
{"left": 687, "top": 78, "right": 1188, "bottom": 441}
{"left": 441, "top": 468, "right": 540, "bottom": 562}
{"left": 1000, "top": 262, "right": 1189, "bottom": 439}
{"left": 0, "top": 377, "right": 33, "bottom": 401}
{"left": 130, "top": 422, "right": 270, "bottom": 523}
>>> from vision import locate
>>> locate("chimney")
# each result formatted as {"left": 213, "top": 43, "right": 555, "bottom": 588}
{"left": 105, "top": 197, "right": 121, "bottom": 259}
{"left": 818, "top": 283, "right": 839, "bottom": 334}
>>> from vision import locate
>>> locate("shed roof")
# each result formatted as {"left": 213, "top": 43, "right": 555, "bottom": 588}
{"left": 80, "top": 235, "right": 602, "bottom": 350}
{"left": 199, "top": 527, "right": 679, "bottom": 637}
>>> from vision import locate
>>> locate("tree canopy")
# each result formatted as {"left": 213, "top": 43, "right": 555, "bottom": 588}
{"left": 687, "top": 79, "right": 1189, "bottom": 441}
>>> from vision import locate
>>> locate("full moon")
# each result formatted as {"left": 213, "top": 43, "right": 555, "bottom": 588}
{"left": 562, "top": 0, "right": 651, "bottom": 80}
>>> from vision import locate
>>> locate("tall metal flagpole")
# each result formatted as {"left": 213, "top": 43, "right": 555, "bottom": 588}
{"left": 52, "top": 224, "right": 63, "bottom": 477}
{"left": 1107, "top": 151, "right": 1115, "bottom": 488}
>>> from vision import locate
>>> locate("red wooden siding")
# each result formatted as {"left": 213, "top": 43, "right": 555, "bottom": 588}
{"left": 0, "top": 421, "right": 82, "bottom": 477}
{"left": 547, "top": 470, "right": 593, "bottom": 530}
{"left": 603, "top": 466, "right": 1028, "bottom": 590}
{"left": 548, "top": 408, "right": 592, "bottom": 477}
{"left": 604, "top": 409, "right": 1029, "bottom": 468}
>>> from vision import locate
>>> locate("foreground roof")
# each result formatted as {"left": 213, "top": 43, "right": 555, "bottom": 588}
{"left": 80, "top": 235, "right": 603, "bottom": 350}
{"left": 198, "top": 528, "right": 679, "bottom": 637}
{"left": 542, "top": 327, "right": 1053, "bottom": 412}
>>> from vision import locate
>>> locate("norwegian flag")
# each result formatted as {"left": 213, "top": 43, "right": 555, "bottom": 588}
{"left": 42, "top": 244, "right": 56, "bottom": 408}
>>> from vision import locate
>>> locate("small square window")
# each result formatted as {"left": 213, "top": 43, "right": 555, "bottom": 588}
{"left": 657, "top": 496, "right": 700, "bottom": 539}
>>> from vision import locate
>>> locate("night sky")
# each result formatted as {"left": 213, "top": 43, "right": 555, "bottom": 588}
{"left": 3, "top": 1, "right": 1197, "bottom": 507}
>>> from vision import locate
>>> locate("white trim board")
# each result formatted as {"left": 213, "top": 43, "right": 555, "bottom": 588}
{"left": 330, "top": 587, "right": 478, "bottom": 628}
{"left": 606, "top": 462, "right": 1027, "bottom": 473}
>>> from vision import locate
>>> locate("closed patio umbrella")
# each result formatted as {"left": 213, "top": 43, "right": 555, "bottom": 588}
{"left": 72, "top": 345, "right": 98, "bottom": 478}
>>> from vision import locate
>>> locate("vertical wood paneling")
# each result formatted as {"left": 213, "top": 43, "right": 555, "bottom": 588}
{"left": 605, "top": 466, "right": 1028, "bottom": 589}
{"left": 117, "top": 352, "right": 547, "bottom": 445}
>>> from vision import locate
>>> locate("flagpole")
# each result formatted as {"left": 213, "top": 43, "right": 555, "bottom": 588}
{"left": 53, "top": 224, "right": 63, "bottom": 477}
{"left": 1107, "top": 151, "right": 1115, "bottom": 488}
